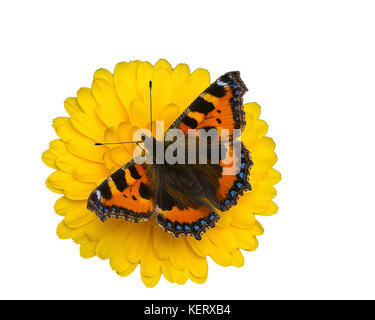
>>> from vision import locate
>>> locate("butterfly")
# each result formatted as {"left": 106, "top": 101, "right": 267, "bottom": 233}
{"left": 87, "top": 71, "right": 253, "bottom": 240}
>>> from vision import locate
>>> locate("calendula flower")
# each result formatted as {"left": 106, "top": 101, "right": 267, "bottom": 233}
{"left": 42, "top": 59, "right": 280, "bottom": 287}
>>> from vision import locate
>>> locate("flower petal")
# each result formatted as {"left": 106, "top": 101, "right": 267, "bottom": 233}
{"left": 64, "top": 97, "right": 83, "bottom": 115}
{"left": 66, "top": 137, "right": 106, "bottom": 163}
{"left": 141, "top": 272, "right": 162, "bottom": 288}
{"left": 123, "top": 221, "right": 152, "bottom": 263}
{"left": 64, "top": 205, "right": 95, "bottom": 229}
{"left": 56, "top": 220, "right": 73, "bottom": 239}
{"left": 80, "top": 240, "right": 98, "bottom": 259}
{"left": 70, "top": 112, "right": 107, "bottom": 142}
{"left": 64, "top": 181, "right": 96, "bottom": 200}
{"left": 54, "top": 196, "right": 84, "bottom": 217}
{"left": 230, "top": 249, "right": 245, "bottom": 267}
{"left": 93, "top": 70, "right": 129, "bottom": 127}
{"left": 42, "top": 149, "right": 57, "bottom": 169}
{"left": 95, "top": 224, "right": 129, "bottom": 260}
{"left": 154, "top": 59, "right": 172, "bottom": 71}
{"left": 185, "top": 244, "right": 208, "bottom": 279}
{"left": 76, "top": 87, "right": 98, "bottom": 114}
{"left": 74, "top": 162, "right": 109, "bottom": 183}
{"left": 46, "top": 171, "right": 75, "bottom": 192}
{"left": 169, "top": 238, "right": 189, "bottom": 270}
{"left": 140, "top": 236, "right": 162, "bottom": 278}
{"left": 207, "top": 226, "right": 238, "bottom": 253}
{"left": 53, "top": 117, "right": 85, "bottom": 142}
{"left": 153, "top": 224, "right": 173, "bottom": 260}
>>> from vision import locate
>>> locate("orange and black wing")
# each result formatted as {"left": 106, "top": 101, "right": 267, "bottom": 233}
{"left": 87, "top": 160, "right": 154, "bottom": 222}
{"left": 155, "top": 204, "right": 219, "bottom": 241}
{"left": 217, "top": 142, "right": 253, "bottom": 211}
{"left": 169, "top": 71, "right": 248, "bottom": 134}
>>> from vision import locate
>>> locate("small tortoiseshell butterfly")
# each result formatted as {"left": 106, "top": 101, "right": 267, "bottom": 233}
{"left": 87, "top": 71, "right": 253, "bottom": 240}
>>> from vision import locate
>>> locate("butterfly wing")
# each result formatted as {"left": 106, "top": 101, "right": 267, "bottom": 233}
{"left": 154, "top": 72, "right": 252, "bottom": 238}
{"left": 169, "top": 71, "right": 248, "bottom": 134}
{"left": 87, "top": 160, "right": 154, "bottom": 222}
{"left": 155, "top": 204, "right": 219, "bottom": 240}
{"left": 168, "top": 71, "right": 253, "bottom": 208}
{"left": 217, "top": 142, "right": 253, "bottom": 211}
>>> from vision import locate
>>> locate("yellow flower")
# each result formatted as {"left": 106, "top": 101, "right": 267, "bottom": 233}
{"left": 42, "top": 59, "right": 280, "bottom": 287}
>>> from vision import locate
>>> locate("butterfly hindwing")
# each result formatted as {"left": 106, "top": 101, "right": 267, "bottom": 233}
{"left": 155, "top": 204, "right": 219, "bottom": 241}
{"left": 87, "top": 160, "right": 154, "bottom": 222}
{"left": 217, "top": 142, "right": 253, "bottom": 211}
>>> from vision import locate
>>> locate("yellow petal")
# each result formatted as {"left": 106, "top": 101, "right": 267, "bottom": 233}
{"left": 136, "top": 61, "right": 154, "bottom": 103}
{"left": 161, "top": 259, "right": 185, "bottom": 283}
{"left": 185, "top": 244, "right": 208, "bottom": 279}
{"left": 70, "top": 221, "right": 92, "bottom": 242}
{"left": 140, "top": 237, "right": 162, "bottom": 278}
{"left": 113, "top": 62, "right": 138, "bottom": 112}
{"left": 171, "top": 63, "right": 190, "bottom": 85}
{"left": 216, "top": 212, "right": 232, "bottom": 228}
{"left": 176, "top": 269, "right": 189, "bottom": 285}
{"left": 129, "top": 99, "right": 150, "bottom": 129}
{"left": 95, "top": 224, "right": 128, "bottom": 260}
{"left": 64, "top": 205, "right": 95, "bottom": 229}
{"left": 230, "top": 226, "right": 259, "bottom": 251}
{"left": 230, "top": 249, "right": 244, "bottom": 267}
{"left": 141, "top": 271, "right": 161, "bottom": 288}
{"left": 161, "top": 260, "right": 175, "bottom": 283}
{"left": 66, "top": 137, "right": 106, "bottom": 163}
{"left": 76, "top": 87, "right": 98, "bottom": 114}
{"left": 152, "top": 67, "right": 172, "bottom": 115}
{"left": 93, "top": 74, "right": 129, "bottom": 127}
{"left": 103, "top": 150, "right": 119, "bottom": 171}
{"left": 187, "top": 234, "right": 211, "bottom": 258}
{"left": 94, "top": 68, "right": 114, "bottom": 82}
{"left": 43, "top": 139, "right": 68, "bottom": 169}
{"left": 117, "top": 122, "right": 139, "bottom": 155}
{"left": 84, "top": 216, "right": 118, "bottom": 240}
{"left": 169, "top": 237, "right": 189, "bottom": 271}
{"left": 119, "top": 263, "right": 138, "bottom": 277}
{"left": 110, "top": 245, "right": 133, "bottom": 274}
{"left": 207, "top": 239, "right": 232, "bottom": 267}
{"left": 80, "top": 240, "right": 97, "bottom": 258}
{"left": 153, "top": 224, "right": 173, "bottom": 260}
{"left": 207, "top": 226, "right": 238, "bottom": 253}
{"left": 123, "top": 222, "right": 152, "bottom": 263}
{"left": 70, "top": 112, "right": 107, "bottom": 142}
{"left": 42, "top": 149, "right": 56, "bottom": 169}
{"left": 154, "top": 59, "right": 172, "bottom": 71}
{"left": 49, "top": 139, "right": 67, "bottom": 156}
{"left": 46, "top": 171, "right": 75, "bottom": 191}
{"left": 256, "top": 201, "right": 279, "bottom": 216}
{"left": 246, "top": 102, "right": 261, "bottom": 121}
{"left": 230, "top": 206, "right": 257, "bottom": 229}
{"left": 110, "top": 146, "right": 132, "bottom": 167}
{"left": 253, "top": 119, "right": 269, "bottom": 140}
{"left": 53, "top": 117, "right": 84, "bottom": 142}
{"left": 56, "top": 220, "right": 73, "bottom": 239}
{"left": 160, "top": 103, "right": 179, "bottom": 131}
{"left": 64, "top": 97, "right": 83, "bottom": 115}
{"left": 54, "top": 196, "right": 84, "bottom": 217}
{"left": 64, "top": 180, "right": 96, "bottom": 200}
{"left": 74, "top": 162, "right": 109, "bottom": 183}
{"left": 189, "top": 272, "right": 208, "bottom": 284}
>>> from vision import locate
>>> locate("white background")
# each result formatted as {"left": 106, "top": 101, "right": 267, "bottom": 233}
{"left": 1, "top": 0, "right": 374, "bottom": 299}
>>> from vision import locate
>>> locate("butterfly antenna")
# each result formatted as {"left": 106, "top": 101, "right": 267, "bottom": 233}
{"left": 149, "top": 80, "right": 153, "bottom": 136}
{"left": 94, "top": 141, "right": 142, "bottom": 146}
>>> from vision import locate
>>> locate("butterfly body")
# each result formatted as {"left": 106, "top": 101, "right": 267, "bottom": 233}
{"left": 87, "top": 71, "right": 253, "bottom": 240}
